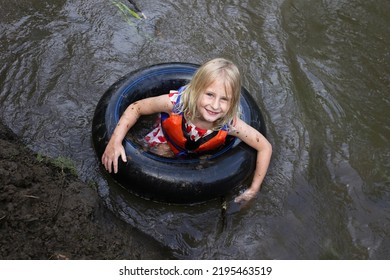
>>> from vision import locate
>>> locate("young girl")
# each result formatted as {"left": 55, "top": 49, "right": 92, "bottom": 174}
{"left": 101, "top": 58, "right": 272, "bottom": 203}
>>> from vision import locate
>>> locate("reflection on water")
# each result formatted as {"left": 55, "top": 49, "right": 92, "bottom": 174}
{"left": 0, "top": 0, "right": 389, "bottom": 259}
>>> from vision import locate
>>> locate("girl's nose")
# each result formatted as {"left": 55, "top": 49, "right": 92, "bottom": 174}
{"left": 211, "top": 98, "right": 220, "bottom": 110}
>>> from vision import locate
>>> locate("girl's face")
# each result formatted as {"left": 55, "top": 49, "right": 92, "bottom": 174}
{"left": 194, "top": 79, "right": 231, "bottom": 129}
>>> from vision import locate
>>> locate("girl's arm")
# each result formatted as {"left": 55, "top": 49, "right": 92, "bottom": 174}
{"left": 102, "top": 94, "right": 173, "bottom": 173}
{"left": 229, "top": 118, "right": 272, "bottom": 203}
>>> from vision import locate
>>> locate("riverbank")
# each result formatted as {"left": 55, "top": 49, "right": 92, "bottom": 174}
{"left": 0, "top": 122, "right": 170, "bottom": 259}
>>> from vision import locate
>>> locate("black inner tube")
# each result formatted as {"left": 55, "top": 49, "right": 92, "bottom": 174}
{"left": 92, "top": 63, "right": 266, "bottom": 204}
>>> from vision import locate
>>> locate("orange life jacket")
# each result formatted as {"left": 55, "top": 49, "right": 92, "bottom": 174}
{"left": 161, "top": 113, "right": 228, "bottom": 156}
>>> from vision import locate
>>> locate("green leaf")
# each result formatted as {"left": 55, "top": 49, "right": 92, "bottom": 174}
{"left": 112, "top": 1, "right": 141, "bottom": 21}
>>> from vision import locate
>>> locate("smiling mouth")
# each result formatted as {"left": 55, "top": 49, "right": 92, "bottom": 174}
{"left": 205, "top": 109, "right": 219, "bottom": 115}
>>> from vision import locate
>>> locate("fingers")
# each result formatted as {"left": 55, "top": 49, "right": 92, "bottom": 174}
{"left": 234, "top": 194, "right": 247, "bottom": 204}
{"left": 112, "top": 156, "right": 118, "bottom": 174}
{"left": 120, "top": 149, "right": 127, "bottom": 163}
{"left": 113, "top": 148, "right": 127, "bottom": 174}
{"left": 101, "top": 153, "right": 113, "bottom": 173}
{"left": 101, "top": 152, "right": 116, "bottom": 174}
{"left": 101, "top": 146, "right": 127, "bottom": 174}
{"left": 234, "top": 189, "right": 257, "bottom": 204}
{"left": 234, "top": 195, "right": 243, "bottom": 204}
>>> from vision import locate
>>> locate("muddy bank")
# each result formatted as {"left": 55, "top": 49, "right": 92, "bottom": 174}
{"left": 0, "top": 122, "right": 171, "bottom": 260}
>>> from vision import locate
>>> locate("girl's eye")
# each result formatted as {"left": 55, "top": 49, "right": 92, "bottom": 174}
{"left": 206, "top": 92, "right": 213, "bottom": 97}
{"left": 221, "top": 96, "right": 230, "bottom": 103}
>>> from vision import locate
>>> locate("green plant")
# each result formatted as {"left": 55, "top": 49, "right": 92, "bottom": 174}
{"left": 112, "top": 1, "right": 142, "bottom": 25}
{"left": 36, "top": 153, "right": 78, "bottom": 176}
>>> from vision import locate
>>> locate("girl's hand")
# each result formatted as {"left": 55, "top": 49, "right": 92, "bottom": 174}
{"left": 101, "top": 141, "right": 127, "bottom": 174}
{"left": 101, "top": 94, "right": 173, "bottom": 174}
{"left": 234, "top": 188, "right": 258, "bottom": 204}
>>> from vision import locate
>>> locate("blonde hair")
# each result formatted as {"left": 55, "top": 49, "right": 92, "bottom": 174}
{"left": 179, "top": 58, "right": 241, "bottom": 130}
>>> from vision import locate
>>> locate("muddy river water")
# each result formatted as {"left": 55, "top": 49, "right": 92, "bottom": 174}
{"left": 1, "top": 0, "right": 389, "bottom": 259}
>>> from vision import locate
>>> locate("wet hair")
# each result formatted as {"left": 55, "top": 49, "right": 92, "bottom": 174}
{"left": 180, "top": 58, "right": 241, "bottom": 130}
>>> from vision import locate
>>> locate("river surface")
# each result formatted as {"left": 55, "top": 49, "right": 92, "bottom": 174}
{"left": 1, "top": 0, "right": 389, "bottom": 259}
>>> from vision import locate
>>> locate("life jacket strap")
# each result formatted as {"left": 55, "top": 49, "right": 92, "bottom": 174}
{"left": 181, "top": 117, "right": 218, "bottom": 151}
